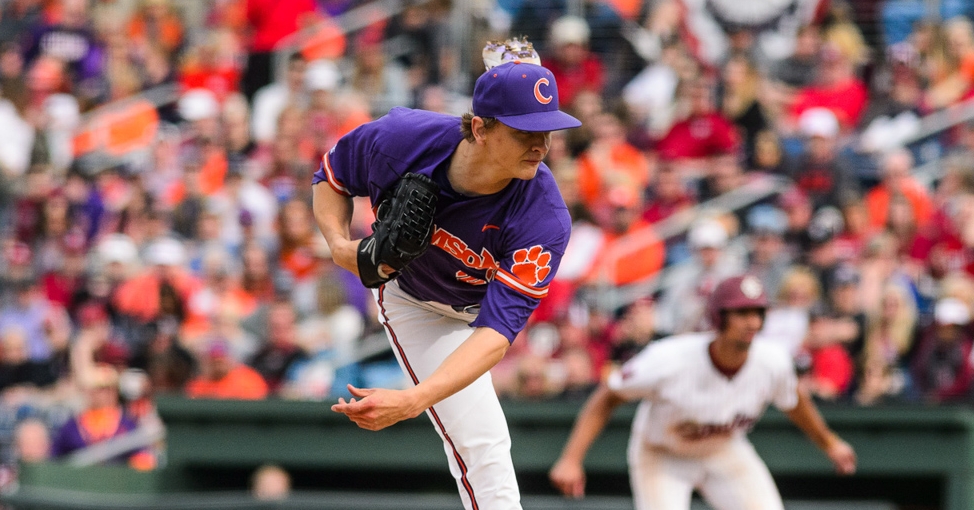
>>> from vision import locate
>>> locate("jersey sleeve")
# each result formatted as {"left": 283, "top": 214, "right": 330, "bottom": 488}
{"left": 311, "top": 108, "right": 461, "bottom": 203}
{"left": 769, "top": 345, "right": 799, "bottom": 411}
{"left": 311, "top": 121, "right": 381, "bottom": 198}
{"left": 606, "top": 341, "right": 669, "bottom": 401}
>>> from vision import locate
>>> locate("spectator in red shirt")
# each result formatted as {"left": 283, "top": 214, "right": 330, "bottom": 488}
{"left": 654, "top": 76, "right": 738, "bottom": 174}
{"left": 178, "top": 29, "right": 242, "bottom": 103}
{"left": 542, "top": 15, "right": 605, "bottom": 109}
{"left": 41, "top": 231, "right": 87, "bottom": 310}
{"left": 798, "top": 306, "right": 855, "bottom": 401}
{"left": 242, "top": 0, "right": 319, "bottom": 101}
{"left": 641, "top": 161, "right": 694, "bottom": 225}
{"left": 790, "top": 38, "right": 869, "bottom": 131}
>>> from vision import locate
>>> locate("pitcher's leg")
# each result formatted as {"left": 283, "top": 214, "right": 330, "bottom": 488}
{"left": 375, "top": 284, "right": 521, "bottom": 510}
{"left": 426, "top": 372, "right": 520, "bottom": 510}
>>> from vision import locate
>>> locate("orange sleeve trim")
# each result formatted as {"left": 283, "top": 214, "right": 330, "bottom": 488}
{"left": 322, "top": 153, "right": 351, "bottom": 196}
{"left": 495, "top": 270, "right": 549, "bottom": 299}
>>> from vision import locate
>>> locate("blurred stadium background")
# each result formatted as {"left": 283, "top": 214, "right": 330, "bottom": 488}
{"left": 2, "top": 0, "right": 974, "bottom": 508}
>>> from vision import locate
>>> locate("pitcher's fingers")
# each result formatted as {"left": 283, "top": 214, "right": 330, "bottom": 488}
{"left": 347, "top": 385, "right": 375, "bottom": 398}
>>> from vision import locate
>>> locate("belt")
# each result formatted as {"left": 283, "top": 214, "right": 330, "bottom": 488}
{"left": 451, "top": 304, "right": 481, "bottom": 314}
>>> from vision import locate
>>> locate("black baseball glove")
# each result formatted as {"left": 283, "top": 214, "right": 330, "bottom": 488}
{"left": 357, "top": 173, "right": 440, "bottom": 288}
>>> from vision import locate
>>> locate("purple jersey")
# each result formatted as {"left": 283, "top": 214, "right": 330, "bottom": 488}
{"left": 51, "top": 411, "right": 141, "bottom": 463}
{"left": 312, "top": 108, "right": 571, "bottom": 342}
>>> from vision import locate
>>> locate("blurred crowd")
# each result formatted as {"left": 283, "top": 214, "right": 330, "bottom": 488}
{"left": 1, "top": 0, "right": 974, "bottom": 477}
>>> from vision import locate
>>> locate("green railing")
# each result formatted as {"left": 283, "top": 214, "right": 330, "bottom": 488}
{"left": 3, "top": 398, "right": 972, "bottom": 509}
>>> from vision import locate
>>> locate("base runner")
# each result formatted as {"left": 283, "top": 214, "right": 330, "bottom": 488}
{"left": 550, "top": 274, "right": 857, "bottom": 510}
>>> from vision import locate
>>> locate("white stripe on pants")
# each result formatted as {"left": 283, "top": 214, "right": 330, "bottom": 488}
{"left": 374, "top": 280, "right": 522, "bottom": 510}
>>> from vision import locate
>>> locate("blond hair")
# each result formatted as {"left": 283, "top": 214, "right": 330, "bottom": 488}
{"left": 863, "top": 282, "right": 917, "bottom": 365}
{"left": 776, "top": 265, "right": 822, "bottom": 307}
{"left": 824, "top": 22, "right": 870, "bottom": 66}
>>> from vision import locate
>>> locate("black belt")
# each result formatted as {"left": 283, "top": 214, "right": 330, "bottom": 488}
{"left": 451, "top": 304, "right": 481, "bottom": 314}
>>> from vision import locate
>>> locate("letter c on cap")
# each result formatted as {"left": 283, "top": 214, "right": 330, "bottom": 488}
{"left": 534, "top": 78, "right": 552, "bottom": 104}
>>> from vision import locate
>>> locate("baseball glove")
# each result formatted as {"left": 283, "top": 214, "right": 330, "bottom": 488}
{"left": 357, "top": 173, "right": 440, "bottom": 288}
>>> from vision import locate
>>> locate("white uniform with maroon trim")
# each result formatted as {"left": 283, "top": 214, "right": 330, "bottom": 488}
{"left": 607, "top": 333, "right": 798, "bottom": 510}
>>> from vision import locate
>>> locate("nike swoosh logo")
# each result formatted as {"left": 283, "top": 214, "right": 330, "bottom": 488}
{"left": 482, "top": 224, "right": 500, "bottom": 232}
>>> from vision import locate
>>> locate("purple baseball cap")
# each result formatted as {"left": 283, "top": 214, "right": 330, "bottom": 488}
{"left": 472, "top": 62, "right": 581, "bottom": 132}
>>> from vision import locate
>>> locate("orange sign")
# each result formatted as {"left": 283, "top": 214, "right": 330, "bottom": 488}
{"left": 73, "top": 99, "right": 160, "bottom": 157}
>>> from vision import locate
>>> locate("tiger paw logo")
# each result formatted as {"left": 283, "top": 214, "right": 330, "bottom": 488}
{"left": 511, "top": 246, "right": 552, "bottom": 286}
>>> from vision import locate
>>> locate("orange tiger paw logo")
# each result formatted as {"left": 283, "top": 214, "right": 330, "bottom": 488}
{"left": 511, "top": 246, "right": 552, "bottom": 286}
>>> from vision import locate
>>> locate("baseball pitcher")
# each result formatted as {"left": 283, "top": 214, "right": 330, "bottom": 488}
{"left": 311, "top": 39, "right": 581, "bottom": 510}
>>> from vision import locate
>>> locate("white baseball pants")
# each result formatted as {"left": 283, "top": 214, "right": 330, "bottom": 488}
{"left": 629, "top": 438, "right": 784, "bottom": 510}
{"left": 374, "top": 280, "right": 522, "bottom": 510}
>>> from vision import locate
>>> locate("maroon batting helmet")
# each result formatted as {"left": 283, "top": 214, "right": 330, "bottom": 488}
{"left": 706, "top": 274, "right": 769, "bottom": 328}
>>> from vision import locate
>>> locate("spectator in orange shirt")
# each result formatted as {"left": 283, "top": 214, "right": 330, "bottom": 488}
{"left": 127, "top": 0, "right": 185, "bottom": 58}
{"left": 584, "top": 185, "right": 664, "bottom": 287}
{"left": 182, "top": 248, "right": 258, "bottom": 342}
{"left": 239, "top": 242, "right": 276, "bottom": 304}
{"left": 277, "top": 198, "right": 321, "bottom": 283}
{"left": 113, "top": 237, "right": 200, "bottom": 324}
{"left": 298, "top": 12, "right": 346, "bottom": 62}
{"left": 326, "top": 89, "right": 373, "bottom": 141}
{"left": 576, "top": 111, "right": 652, "bottom": 218}
{"left": 865, "top": 148, "right": 933, "bottom": 232}
{"left": 924, "top": 19, "right": 973, "bottom": 111}
{"left": 185, "top": 337, "right": 268, "bottom": 400}
{"left": 51, "top": 365, "right": 156, "bottom": 470}
{"left": 176, "top": 89, "right": 227, "bottom": 196}
{"left": 946, "top": 16, "right": 974, "bottom": 86}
